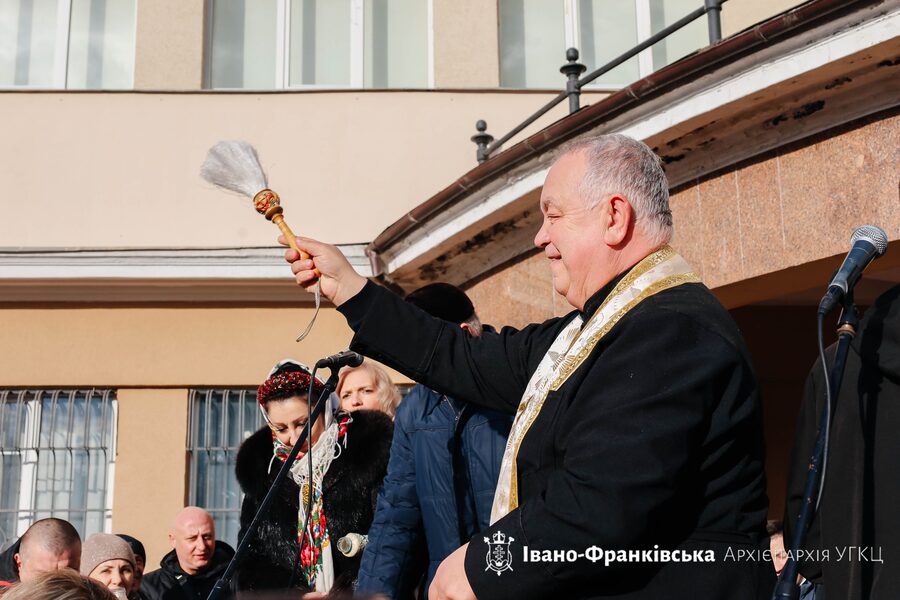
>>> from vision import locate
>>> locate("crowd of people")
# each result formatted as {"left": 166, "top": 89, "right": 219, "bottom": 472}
{"left": 0, "top": 344, "right": 408, "bottom": 600}
{"left": 0, "top": 134, "right": 895, "bottom": 600}
{"left": 0, "top": 282, "right": 483, "bottom": 600}
{"left": 0, "top": 510, "right": 230, "bottom": 600}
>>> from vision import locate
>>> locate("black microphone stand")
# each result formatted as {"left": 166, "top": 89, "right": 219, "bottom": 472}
{"left": 772, "top": 293, "right": 859, "bottom": 600}
{"left": 207, "top": 367, "right": 339, "bottom": 600}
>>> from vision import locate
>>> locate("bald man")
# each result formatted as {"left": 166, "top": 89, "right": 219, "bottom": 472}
{"left": 0, "top": 518, "right": 81, "bottom": 587}
{"left": 141, "top": 507, "right": 235, "bottom": 600}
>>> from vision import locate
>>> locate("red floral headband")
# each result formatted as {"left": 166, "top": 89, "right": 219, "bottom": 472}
{"left": 257, "top": 370, "right": 325, "bottom": 405}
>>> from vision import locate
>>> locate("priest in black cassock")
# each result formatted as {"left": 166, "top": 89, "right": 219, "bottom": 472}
{"left": 282, "top": 134, "right": 772, "bottom": 600}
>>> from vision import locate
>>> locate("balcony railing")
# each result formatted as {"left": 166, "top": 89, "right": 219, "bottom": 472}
{"left": 471, "top": 0, "right": 728, "bottom": 163}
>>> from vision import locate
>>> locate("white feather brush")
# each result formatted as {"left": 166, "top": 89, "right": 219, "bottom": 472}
{"left": 201, "top": 140, "right": 321, "bottom": 342}
{"left": 200, "top": 140, "right": 310, "bottom": 260}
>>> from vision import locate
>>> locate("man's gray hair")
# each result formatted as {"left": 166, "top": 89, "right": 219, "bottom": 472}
{"left": 463, "top": 313, "right": 483, "bottom": 336}
{"left": 562, "top": 134, "right": 673, "bottom": 246}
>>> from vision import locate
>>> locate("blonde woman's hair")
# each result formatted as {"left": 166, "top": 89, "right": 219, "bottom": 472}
{"left": 336, "top": 361, "right": 402, "bottom": 417}
{"left": 3, "top": 569, "right": 116, "bottom": 600}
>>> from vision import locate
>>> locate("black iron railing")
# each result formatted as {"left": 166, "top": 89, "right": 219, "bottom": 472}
{"left": 471, "top": 0, "right": 728, "bottom": 163}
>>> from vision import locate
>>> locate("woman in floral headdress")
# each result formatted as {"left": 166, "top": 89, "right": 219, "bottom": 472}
{"left": 234, "top": 359, "right": 393, "bottom": 596}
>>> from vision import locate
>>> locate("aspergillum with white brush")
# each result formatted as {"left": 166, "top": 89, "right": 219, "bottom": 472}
{"left": 200, "top": 140, "right": 321, "bottom": 341}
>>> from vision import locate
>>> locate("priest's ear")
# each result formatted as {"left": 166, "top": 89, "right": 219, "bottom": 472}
{"left": 602, "top": 194, "right": 633, "bottom": 246}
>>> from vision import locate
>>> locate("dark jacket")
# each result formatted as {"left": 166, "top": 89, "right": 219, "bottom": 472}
{"left": 233, "top": 409, "right": 392, "bottom": 595}
{"left": 339, "top": 278, "right": 772, "bottom": 600}
{"left": 0, "top": 539, "right": 19, "bottom": 588}
{"left": 786, "top": 284, "right": 900, "bottom": 600}
{"left": 141, "top": 543, "right": 235, "bottom": 600}
{"left": 357, "top": 384, "right": 512, "bottom": 597}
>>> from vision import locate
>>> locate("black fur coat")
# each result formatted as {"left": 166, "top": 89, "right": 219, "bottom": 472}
{"left": 233, "top": 409, "right": 393, "bottom": 594}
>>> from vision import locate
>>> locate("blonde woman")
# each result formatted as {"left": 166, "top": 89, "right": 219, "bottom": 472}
{"left": 336, "top": 361, "right": 401, "bottom": 417}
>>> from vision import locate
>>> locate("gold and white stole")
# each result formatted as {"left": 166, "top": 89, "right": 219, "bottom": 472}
{"left": 489, "top": 246, "right": 701, "bottom": 524}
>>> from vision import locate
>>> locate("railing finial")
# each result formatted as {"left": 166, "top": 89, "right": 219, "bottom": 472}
{"left": 471, "top": 120, "right": 494, "bottom": 163}
{"left": 560, "top": 48, "right": 587, "bottom": 114}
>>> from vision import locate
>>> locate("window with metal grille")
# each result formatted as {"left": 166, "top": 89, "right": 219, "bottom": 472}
{"left": 188, "top": 389, "right": 263, "bottom": 548}
{"left": 0, "top": 389, "right": 117, "bottom": 551}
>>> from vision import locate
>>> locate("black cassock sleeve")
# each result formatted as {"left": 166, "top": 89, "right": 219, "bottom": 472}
{"left": 338, "top": 281, "right": 569, "bottom": 415}
{"left": 341, "top": 281, "right": 759, "bottom": 598}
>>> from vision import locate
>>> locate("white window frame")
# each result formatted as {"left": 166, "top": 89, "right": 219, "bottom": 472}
{"left": 52, "top": 0, "right": 73, "bottom": 87}
{"left": 0, "top": 390, "right": 117, "bottom": 544}
{"left": 0, "top": 0, "right": 73, "bottom": 89}
{"left": 633, "top": 0, "right": 656, "bottom": 79}
{"left": 527, "top": 0, "right": 705, "bottom": 90}
{"left": 1, "top": 0, "right": 137, "bottom": 90}
{"left": 187, "top": 388, "right": 263, "bottom": 547}
{"left": 277, "top": 0, "right": 365, "bottom": 89}
{"left": 12, "top": 400, "right": 39, "bottom": 537}
{"left": 209, "top": 0, "right": 434, "bottom": 90}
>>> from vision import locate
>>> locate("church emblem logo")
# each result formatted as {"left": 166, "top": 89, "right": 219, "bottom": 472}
{"left": 484, "top": 530, "right": 515, "bottom": 575}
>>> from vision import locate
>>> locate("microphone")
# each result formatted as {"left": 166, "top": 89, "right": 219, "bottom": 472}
{"left": 315, "top": 350, "right": 364, "bottom": 370}
{"left": 336, "top": 533, "right": 368, "bottom": 557}
{"left": 818, "top": 225, "right": 888, "bottom": 315}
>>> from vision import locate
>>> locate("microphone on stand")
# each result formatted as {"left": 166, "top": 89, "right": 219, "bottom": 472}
{"left": 315, "top": 350, "right": 364, "bottom": 371}
{"left": 775, "top": 225, "right": 889, "bottom": 600}
{"left": 818, "top": 225, "right": 888, "bottom": 315}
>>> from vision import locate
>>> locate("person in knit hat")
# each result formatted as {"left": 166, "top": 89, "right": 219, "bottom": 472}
{"left": 80, "top": 533, "right": 135, "bottom": 598}
{"left": 116, "top": 535, "right": 147, "bottom": 600}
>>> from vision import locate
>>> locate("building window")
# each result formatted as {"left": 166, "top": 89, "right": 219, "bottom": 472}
{"left": 499, "top": 0, "right": 708, "bottom": 89}
{"left": 0, "top": 389, "right": 117, "bottom": 551}
{"left": 0, "top": 0, "right": 136, "bottom": 89}
{"left": 188, "top": 389, "right": 263, "bottom": 547}
{"left": 207, "top": 0, "right": 431, "bottom": 89}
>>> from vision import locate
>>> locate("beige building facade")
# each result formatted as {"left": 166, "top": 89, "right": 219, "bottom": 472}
{"left": 1, "top": 0, "right": 895, "bottom": 568}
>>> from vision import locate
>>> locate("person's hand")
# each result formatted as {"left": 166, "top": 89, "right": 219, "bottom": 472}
{"left": 280, "top": 236, "right": 367, "bottom": 307}
{"left": 429, "top": 543, "right": 476, "bottom": 600}
{"left": 302, "top": 592, "right": 327, "bottom": 600}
